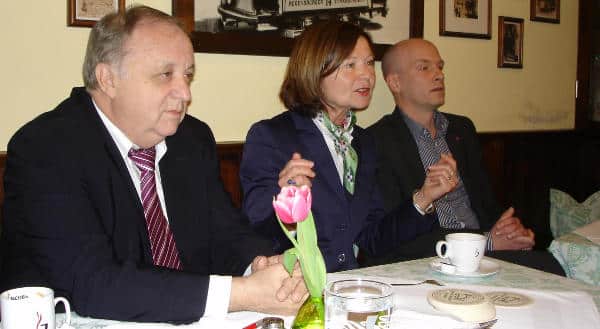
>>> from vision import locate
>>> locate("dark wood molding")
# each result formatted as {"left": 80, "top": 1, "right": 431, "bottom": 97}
{"left": 576, "top": 0, "right": 592, "bottom": 129}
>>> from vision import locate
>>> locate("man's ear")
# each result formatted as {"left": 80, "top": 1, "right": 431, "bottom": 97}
{"left": 95, "top": 63, "right": 118, "bottom": 98}
{"left": 385, "top": 73, "right": 401, "bottom": 94}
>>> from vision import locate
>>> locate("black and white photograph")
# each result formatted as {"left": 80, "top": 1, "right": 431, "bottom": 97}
{"left": 188, "top": 0, "right": 419, "bottom": 57}
{"left": 453, "top": 0, "right": 478, "bottom": 19}
{"left": 439, "top": 0, "right": 491, "bottom": 39}
{"left": 498, "top": 16, "right": 524, "bottom": 68}
{"left": 530, "top": 0, "right": 560, "bottom": 23}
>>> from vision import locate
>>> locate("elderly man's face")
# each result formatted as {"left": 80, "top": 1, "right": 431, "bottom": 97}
{"left": 109, "top": 20, "right": 195, "bottom": 148}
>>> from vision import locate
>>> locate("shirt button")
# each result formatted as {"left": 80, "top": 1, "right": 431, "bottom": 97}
{"left": 337, "top": 253, "right": 346, "bottom": 263}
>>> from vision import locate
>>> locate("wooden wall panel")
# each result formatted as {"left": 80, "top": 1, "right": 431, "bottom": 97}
{"left": 1, "top": 130, "right": 598, "bottom": 249}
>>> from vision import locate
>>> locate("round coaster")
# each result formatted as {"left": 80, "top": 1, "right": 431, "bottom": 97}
{"left": 427, "top": 289, "right": 496, "bottom": 322}
{"left": 485, "top": 291, "right": 533, "bottom": 307}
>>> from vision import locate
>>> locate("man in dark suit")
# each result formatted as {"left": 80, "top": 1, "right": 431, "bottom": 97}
{"left": 0, "top": 6, "right": 305, "bottom": 323}
{"left": 366, "top": 39, "right": 564, "bottom": 274}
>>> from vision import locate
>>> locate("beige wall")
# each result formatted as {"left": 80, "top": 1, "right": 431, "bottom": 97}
{"left": 0, "top": 1, "right": 578, "bottom": 149}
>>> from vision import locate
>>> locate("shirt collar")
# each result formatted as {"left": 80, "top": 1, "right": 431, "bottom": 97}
{"left": 399, "top": 108, "right": 449, "bottom": 140}
{"left": 93, "top": 99, "right": 167, "bottom": 161}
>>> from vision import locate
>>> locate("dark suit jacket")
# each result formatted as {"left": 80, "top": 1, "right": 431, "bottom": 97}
{"left": 0, "top": 88, "right": 274, "bottom": 323}
{"left": 364, "top": 108, "right": 503, "bottom": 263}
{"left": 239, "top": 111, "right": 435, "bottom": 272}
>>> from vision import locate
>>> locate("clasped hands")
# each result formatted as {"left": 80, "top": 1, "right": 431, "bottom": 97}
{"left": 418, "top": 153, "right": 535, "bottom": 251}
{"left": 230, "top": 254, "right": 308, "bottom": 315}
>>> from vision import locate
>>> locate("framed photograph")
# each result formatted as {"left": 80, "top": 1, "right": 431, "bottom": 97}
{"left": 439, "top": 0, "right": 491, "bottom": 39}
{"left": 530, "top": 0, "right": 560, "bottom": 23}
{"left": 173, "top": 0, "right": 424, "bottom": 59}
{"left": 498, "top": 16, "right": 524, "bottom": 68}
{"left": 68, "top": 0, "right": 125, "bottom": 27}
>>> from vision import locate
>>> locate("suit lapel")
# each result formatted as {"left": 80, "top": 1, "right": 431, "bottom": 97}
{"left": 389, "top": 109, "right": 427, "bottom": 188}
{"left": 445, "top": 117, "right": 468, "bottom": 179}
{"left": 291, "top": 114, "right": 347, "bottom": 204}
{"left": 79, "top": 90, "right": 154, "bottom": 262}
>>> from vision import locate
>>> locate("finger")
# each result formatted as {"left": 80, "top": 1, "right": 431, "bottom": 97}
{"left": 276, "top": 276, "right": 298, "bottom": 301}
{"left": 251, "top": 256, "right": 268, "bottom": 272}
{"left": 499, "top": 207, "right": 515, "bottom": 221}
{"left": 266, "top": 254, "right": 282, "bottom": 266}
{"left": 291, "top": 283, "right": 309, "bottom": 303}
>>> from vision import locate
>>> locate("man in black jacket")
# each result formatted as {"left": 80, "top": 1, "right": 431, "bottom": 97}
{"left": 366, "top": 39, "right": 564, "bottom": 275}
{"left": 0, "top": 6, "right": 305, "bottom": 323}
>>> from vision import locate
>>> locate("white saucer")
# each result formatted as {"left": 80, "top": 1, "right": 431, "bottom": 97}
{"left": 430, "top": 258, "right": 500, "bottom": 278}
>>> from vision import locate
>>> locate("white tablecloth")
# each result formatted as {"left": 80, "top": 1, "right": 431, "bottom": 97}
{"left": 43, "top": 257, "right": 600, "bottom": 329}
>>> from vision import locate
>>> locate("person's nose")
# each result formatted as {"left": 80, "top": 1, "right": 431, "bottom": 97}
{"left": 173, "top": 76, "right": 192, "bottom": 102}
{"left": 433, "top": 66, "right": 444, "bottom": 82}
{"left": 358, "top": 63, "right": 375, "bottom": 81}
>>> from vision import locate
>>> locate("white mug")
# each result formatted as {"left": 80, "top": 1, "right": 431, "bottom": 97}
{"left": 0, "top": 287, "right": 71, "bottom": 329}
{"left": 435, "top": 233, "right": 486, "bottom": 273}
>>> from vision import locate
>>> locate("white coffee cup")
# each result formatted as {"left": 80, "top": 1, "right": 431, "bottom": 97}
{"left": 0, "top": 287, "right": 71, "bottom": 329}
{"left": 435, "top": 233, "right": 486, "bottom": 273}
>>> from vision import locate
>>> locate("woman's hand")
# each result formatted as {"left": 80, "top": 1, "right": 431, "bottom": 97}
{"left": 278, "top": 152, "right": 315, "bottom": 188}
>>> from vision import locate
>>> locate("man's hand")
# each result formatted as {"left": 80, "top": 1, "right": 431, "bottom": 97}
{"left": 278, "top": 152, "right": 315, "bottom": 188}
{"left": 418, "top": 153, "right": 459, "bottom": 207}
{"left": 490, "top": 207, "right": 535, "bottom": 250}
{"left": 230, "top": 257, "right": 308, "bottom": 315}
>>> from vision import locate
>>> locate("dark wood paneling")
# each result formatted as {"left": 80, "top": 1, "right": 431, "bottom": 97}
{"left": 2, "top": 131, "right": 599, "bottom": 249}
{"left": 0, "top": 151, "right": 5, "bottom": 225}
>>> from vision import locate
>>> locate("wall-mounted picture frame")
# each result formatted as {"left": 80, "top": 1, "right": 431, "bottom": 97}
{"left": 68, "top": 0, "right": 125, "bottom": 27}
{"left": 439, "top": 0, "right": 491, "bottom": 39}
{"left": 530, "top": 0, "right": 560, "bottom": 24}
{"left": 498, "top": 16, "right": 524, "bottom": 68}
{"left": 172, "top": 0, "right": 424, "bottom": 59}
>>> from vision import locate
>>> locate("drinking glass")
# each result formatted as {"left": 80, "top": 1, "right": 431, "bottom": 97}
{"left": 325, "top": 279, "right": 393, "bottom": 329}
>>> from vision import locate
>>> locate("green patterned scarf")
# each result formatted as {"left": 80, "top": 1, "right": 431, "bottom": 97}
{"left": 317, "top": 111, "right": 358, "bottom": 194}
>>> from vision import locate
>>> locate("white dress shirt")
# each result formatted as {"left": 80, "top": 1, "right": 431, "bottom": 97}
{"left": 94, "top": 102, "right": 230, "bottom": 317}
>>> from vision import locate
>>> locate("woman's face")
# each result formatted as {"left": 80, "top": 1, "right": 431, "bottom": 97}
{"left": 320, "top": 36, "right": 375, "bottom": 119}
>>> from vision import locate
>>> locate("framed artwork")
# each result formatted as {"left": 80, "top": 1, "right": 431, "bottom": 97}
{"left": 439, "top": 0, "right": 491, "bottom": 39}
{"left": 172, "top": 0, "right": 424, "bottom": 59}
{"left": 498, "top": 16, "right": 524, "bottom": 68}
{"left": 530, "top": 0, "right": 560, "bottom": 23}
{"left": 68, "top": 0, "right": 125, "bottom": 27}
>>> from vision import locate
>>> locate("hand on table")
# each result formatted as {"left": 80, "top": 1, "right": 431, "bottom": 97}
{"left": 278, "top": 152, "right": 315, "bottom": 188}
{"left": 490, "top": 207, "right": 535, "bottom": 251}
{"left": 231, "top": 255, "right": 308, "bottom": 315}
{"left": 418, "top": 153, "right": 459, "bottom": 207}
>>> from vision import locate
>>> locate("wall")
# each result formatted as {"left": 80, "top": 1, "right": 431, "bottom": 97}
{"left": 0, "top": 1, "right": 578, "bottom": 148}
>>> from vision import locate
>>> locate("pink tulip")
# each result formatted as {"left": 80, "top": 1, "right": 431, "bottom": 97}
{"left": 272, "top": 185, "right": 312, "bottom": 224}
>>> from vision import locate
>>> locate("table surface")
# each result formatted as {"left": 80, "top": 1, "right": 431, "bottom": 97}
{"left": 57, "top": 256, "right": 600, "bottom": 328}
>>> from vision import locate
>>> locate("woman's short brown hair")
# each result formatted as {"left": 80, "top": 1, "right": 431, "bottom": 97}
{"left": 279, "top": 20, "right": 373, "bottom": 117}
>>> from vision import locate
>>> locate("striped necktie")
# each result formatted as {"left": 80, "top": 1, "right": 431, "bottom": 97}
{"left": 128, "top": 147, "right": 182, "bottom": 270}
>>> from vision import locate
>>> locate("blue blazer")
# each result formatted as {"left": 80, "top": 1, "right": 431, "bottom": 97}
{"left": 240, "top": 111, "right": 435, "bottom": 272}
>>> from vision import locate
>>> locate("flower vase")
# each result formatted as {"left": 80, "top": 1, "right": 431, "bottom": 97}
{"left": 292, "top": 296, "right": 325, "bottom": 329}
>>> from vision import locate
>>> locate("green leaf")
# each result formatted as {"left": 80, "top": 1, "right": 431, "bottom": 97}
{"left": 282, "top": 248, "right": 299, "bottom": 275}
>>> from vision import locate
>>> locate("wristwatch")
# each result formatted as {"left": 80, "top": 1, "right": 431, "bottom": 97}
{"left": 413, "top": 189, "right": 434, "bottom": 215}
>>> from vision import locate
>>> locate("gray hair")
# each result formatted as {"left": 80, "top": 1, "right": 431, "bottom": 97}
{"left": 82, "top": 5, "right": 185, "bottom": 89}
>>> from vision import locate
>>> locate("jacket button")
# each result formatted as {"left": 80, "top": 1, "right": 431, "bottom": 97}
{"left": 337, "top": 253, "right": 346, "bottom": 263}
{"left": 337, "top": 223, "right": 347, "bottom": 231}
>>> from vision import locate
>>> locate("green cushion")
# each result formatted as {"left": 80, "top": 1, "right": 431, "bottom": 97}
{"left": 550, "top": 189, "right": 600, "bottom": 238}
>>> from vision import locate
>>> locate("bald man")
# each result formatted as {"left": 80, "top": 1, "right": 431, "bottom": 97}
{"left": 365, "top": 39, "right": 564, "bottom": 275}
